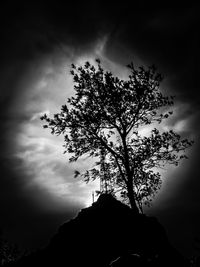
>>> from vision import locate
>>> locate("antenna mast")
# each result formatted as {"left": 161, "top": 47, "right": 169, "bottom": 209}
{"left": 100, "top": 146, "right": 111, "bottom": 194}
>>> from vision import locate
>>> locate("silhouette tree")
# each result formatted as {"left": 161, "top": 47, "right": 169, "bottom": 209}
{"left": 41, "top": 59, "right": 193, "bottom": 213}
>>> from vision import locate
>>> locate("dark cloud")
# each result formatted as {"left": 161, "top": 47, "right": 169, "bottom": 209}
{"left": 104, "top": 6, "right": 200, "bottom": 102}
{"left": 0, "top": 2, "right": 200, "bottom": 256}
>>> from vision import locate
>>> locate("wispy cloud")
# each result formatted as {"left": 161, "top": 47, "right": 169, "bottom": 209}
{"left": 13, "top": 41, "right": 112, "bottom": 209}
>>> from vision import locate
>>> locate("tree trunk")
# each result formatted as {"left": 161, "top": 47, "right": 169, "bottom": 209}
{"left": 127, "top": 180, "right": 139, "bottom": 214}
{"left": 121, "top": 135, "right": 139, "bottom": 214}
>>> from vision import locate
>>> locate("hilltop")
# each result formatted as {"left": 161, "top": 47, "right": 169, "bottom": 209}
{"left": 7, "top": 194, "right": 189, "bottom": 267}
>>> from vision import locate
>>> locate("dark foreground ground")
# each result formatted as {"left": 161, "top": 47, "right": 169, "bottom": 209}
{"left": 5, "top": 194, "right": 190, "bottom": 267}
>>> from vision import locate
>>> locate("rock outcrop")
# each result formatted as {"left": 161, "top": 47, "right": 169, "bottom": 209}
{"left": 7, "top": 194, "right": 189, "bottom": 267}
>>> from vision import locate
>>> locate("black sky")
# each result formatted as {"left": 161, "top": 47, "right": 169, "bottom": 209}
{"left": 0, "top": 2, "right": 200, "bottom": 257}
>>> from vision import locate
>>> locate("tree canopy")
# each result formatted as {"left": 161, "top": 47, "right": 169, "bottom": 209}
{"left": 41, "top": 59, "right": 193, "bottom": 213}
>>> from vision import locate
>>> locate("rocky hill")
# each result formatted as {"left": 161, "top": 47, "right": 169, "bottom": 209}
{"left": 7, "top": 194, "right": 190, "bottom": 267}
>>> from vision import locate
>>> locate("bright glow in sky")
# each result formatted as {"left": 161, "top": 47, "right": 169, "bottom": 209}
{"left": 13, "top": 37, "right": 194, "bottom": 211}
{"left": 14, "top": 38, "right": 118, "bottom": 209}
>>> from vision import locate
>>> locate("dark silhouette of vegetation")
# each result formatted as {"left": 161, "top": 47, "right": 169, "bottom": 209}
{"left": 41, "top": 59, "right": 193, "bottom": 213}
{"left": 0, "top": 231, "right": 22, "bottom": 266}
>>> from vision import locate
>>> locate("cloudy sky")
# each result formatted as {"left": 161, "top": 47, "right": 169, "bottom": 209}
{"left": 0, "top": 2, "right": 200, "bottom": 257}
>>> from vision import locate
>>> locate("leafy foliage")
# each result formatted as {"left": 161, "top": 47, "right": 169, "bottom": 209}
{"left": 41, "top": 59, "right": 193, "bottom": 213}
